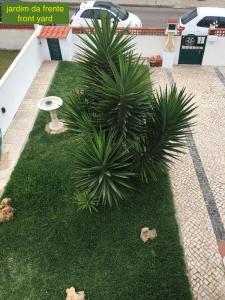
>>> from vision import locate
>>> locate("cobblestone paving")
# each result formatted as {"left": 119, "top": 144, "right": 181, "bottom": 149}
{"left": 151, "top": 66, "right": 225, "bottom": 300}
{"left": 219, "top": 67, "right": 225, "bottom": 76}
{"left": 0, "top": 61, "right": 58, "bottom": 194}
{"left": 174, "top": 66, "right": 225, "bottom": 234}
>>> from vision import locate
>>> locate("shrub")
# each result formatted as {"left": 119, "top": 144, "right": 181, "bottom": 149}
{"left": 131, "top": 85, "right": 196, "bottom": 182}
{"left": 62, "top": 91, "right": 96, "bottom": 136}
{"left": 86, "top": 54, "right": 152, "bottom": 142}
{"left": 74, "top": 130, "right": 135, "bottom": 208}
{"left": 77, "top": 13, "right": 135, "bottom": 79}
{"left": 62, "top": 14, "right": 196, "bottom": 210}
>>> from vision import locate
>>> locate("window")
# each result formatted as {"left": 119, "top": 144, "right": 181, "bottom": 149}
{"left": 81, "top": 9, "right": 114, "bottom": 20}
{"left": 93, "top": 9, "right": 114, "bottom": 19}
{"left": 94, "top": 1, "right": 113, "bottom": 9}
{"left": 106, "top": 10, "right": 115, "bottom": 19}
{"left": 219, "top": 17, "right": 225, "bottom": 28}
{"left": 181, "top": 9, "right": 198, "bottom": 24}
{"left": 92, "top": 9, "right": 102, "bottom": 19}
{"left": 197, "top": 16, "right": 218, "bottom": 28}
{"left": 109, "top": 4, "right": 128, "bottom": 20}
{"left": 81, "top": 9, "right": 92, "bottom": 18}
{"left": 94, "top": 0, "right": 128, "bottom": 20}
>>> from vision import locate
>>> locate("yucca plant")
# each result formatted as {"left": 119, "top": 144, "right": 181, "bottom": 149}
{"left": 85, "top": 54, "right": 152, "bottom": 141}
{"left": 131, "top": 85, "right": 196, "bottom": 182}
{"left": 77, "top": 13, "right": 134, "bottom": 71}
{"left": 74, "top": 130, "right": 135, "bottom": 208}
{"left": 75, "top": 191, "right": 98, "bottom": 213}
{"left": 62, "top": 90, "right": 97, "bottom": 136}
{"left": 65, "top": 13, "right": 197, "bottom": 211}
{"left": 76, "top": 13, "right": 136, "bottom": 92}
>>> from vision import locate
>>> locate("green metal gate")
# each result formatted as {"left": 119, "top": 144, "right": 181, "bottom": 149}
{"left": 178, "top": 36, "right": 207, "bottom": 65}
{"left": 47, "top": 38, "right": 62, "bottom": 61}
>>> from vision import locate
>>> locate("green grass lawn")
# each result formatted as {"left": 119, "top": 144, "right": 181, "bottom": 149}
{"left": 0, "top": 62, "right": 192, "bottom": 300}
{"left": 0, "top": 49, "right": 19, "bottom": 79}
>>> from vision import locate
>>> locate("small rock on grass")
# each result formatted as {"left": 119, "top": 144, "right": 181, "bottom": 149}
{"left": 140, "top": 227, "right": 157, "bottom": 243}
{"left": 66, "top": 287, "right": 85, "bottom": 300}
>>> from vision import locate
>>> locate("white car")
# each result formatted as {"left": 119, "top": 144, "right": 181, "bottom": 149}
{"left": 70, "top": 1, "right": 142, "bottom": 28}
{"left": 178, "top": 7, "right": 225, "bottom": 45}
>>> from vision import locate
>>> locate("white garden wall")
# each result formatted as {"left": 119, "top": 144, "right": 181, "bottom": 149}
{"left": 59, "top": 31, "right": 74, "bottom": 61}
{"left": 72, "top": 33, "right": 181, "bottom": 64}
{"left": 133, "top": 35, "right": 181, "bottom": 64}
{"left": 0, "top": 29, "right": 34, "bottom": 50}
{"left": 202, "top": 36, "right": 225, "bottom": 66}
{"left": 38, "top": 31, "right": 73, "bottom": 61}
{"left": 0, "top": 29, "right": 44, "bottom": 135}
{"left": 39, "top": 38, "right": 51, "bottom": 60}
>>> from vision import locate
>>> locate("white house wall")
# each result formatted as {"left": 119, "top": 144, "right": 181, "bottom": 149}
{"left": 0, "top": 30, "right": 44, "bottom": 135}
{"left": 202, "top": 37, "right": 225, "bottom": 66}
{"left": 0, "top": 29, "right": 34, "bottom": 50}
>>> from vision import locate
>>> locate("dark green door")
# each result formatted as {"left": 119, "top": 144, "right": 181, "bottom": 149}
{"left": 47, "top": 38, "right": 62, "bottom": 60}
{"left": 178, "top": 36, "right": 207, "bottom": 65}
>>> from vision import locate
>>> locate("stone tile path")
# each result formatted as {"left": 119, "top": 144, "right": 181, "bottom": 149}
{"left": 0, "top": 61, "right": 58, "bottom": 194}
{"left": 151, "top": 66, "right": 225, "bottom": 300}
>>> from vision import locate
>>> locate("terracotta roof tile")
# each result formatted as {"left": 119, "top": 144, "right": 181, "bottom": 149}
{"left": 38, "top": 26, "right": 70, "bottom": 39}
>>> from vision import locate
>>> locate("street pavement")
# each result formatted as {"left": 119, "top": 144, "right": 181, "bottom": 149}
{"left": 119, "top": 6, "right": 187, "bottom": 27}
{"left": 25, "top": 0, "right": 225, "bottom": 9}
{"left": 23, "top": 0, "right": 225, "bottom": 27}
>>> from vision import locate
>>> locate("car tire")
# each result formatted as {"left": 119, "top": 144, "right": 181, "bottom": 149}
{"left": 184, "top": 35, "right": 197, "bottom": 46}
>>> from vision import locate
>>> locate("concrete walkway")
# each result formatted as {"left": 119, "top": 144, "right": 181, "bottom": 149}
{"left": 0, "top": 61, "right": 58, "bottom": 195}
{"left": 25, "top": 0, "right": 225, "bottom": 8}
{"left": 151, "top": 66, "right": 225, "bottom": 299}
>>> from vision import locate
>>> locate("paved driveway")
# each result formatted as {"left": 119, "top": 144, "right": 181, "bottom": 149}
{"left": 152, "top": 65, "right": 225, "bottom": 300}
